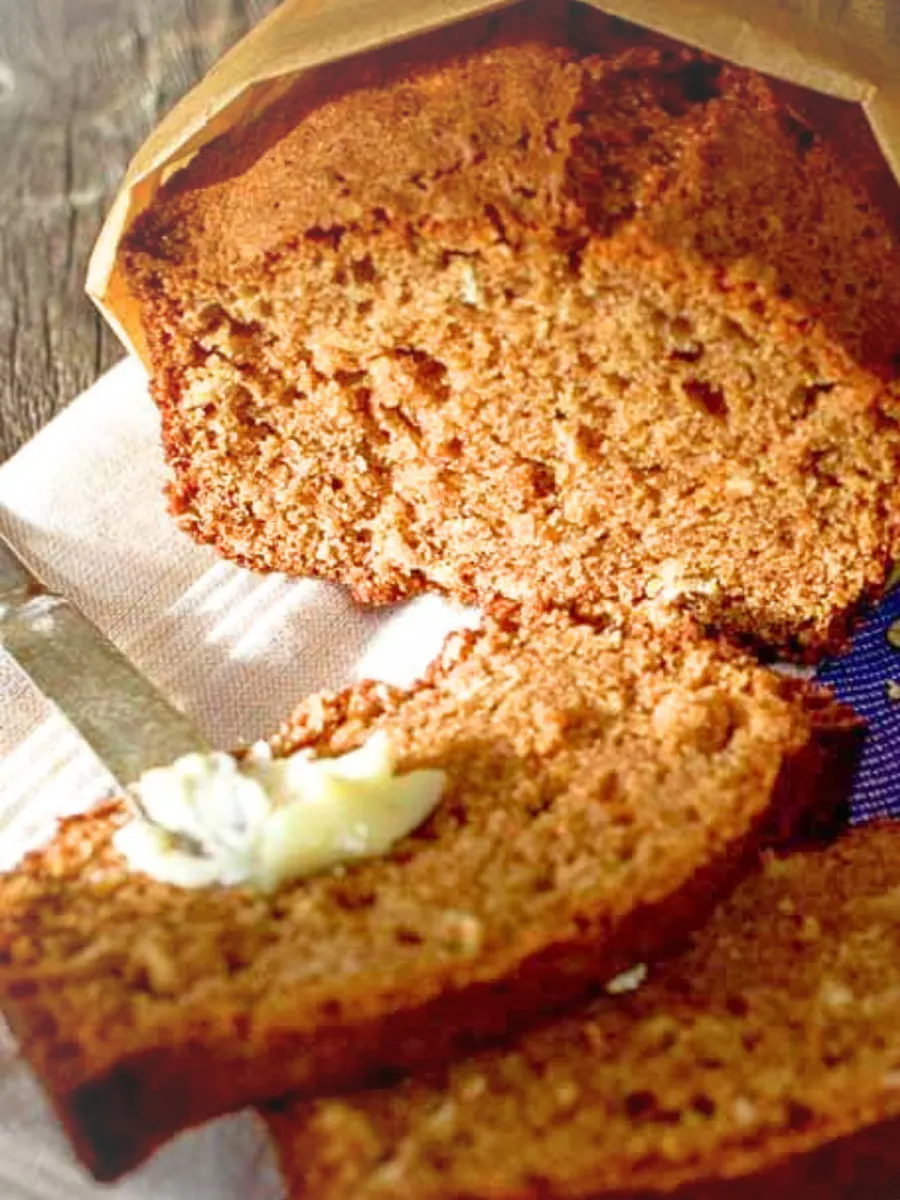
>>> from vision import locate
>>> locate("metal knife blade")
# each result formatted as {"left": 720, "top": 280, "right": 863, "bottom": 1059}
{"left": 0, "top": 535, "right": 210, "bottom": 787}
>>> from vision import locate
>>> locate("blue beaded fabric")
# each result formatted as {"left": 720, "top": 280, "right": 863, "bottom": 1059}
{"left": 816, "top": 583, "right": 900, "bottom": 823}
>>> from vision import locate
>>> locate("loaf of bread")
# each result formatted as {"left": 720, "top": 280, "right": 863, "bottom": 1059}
{"left": 267, "top": 821, "right": 900, "bottom": 1200}
{"left": 122, "top": 1, "right": 900, "bottom": 656}
{"left": 0, "top": 609, "right": 855, "bottom": 1179}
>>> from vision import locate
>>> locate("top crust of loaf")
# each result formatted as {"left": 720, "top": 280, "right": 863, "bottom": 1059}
{"left": 267, "top": 822, "right": 900, "bottom": 1200}
{"left": 131, "top": 2, "right": 900, "bottom": 373}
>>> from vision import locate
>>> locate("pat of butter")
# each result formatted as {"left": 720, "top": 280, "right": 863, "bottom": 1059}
{"left": 112, "top": 733, "right": 445, "bottom": 891}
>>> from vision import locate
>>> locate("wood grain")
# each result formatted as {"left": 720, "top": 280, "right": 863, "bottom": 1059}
{"left": 0, "top": 0, "right": 279, "bottom": 462}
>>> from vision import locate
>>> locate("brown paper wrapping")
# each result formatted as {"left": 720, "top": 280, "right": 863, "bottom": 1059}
{"left": 86, "top": 0, "right": 900, "bottom": 368}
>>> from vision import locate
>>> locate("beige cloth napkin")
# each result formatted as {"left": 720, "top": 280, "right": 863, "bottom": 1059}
{"left": 0, "top": 356, "right": 477, "bottom": 1198}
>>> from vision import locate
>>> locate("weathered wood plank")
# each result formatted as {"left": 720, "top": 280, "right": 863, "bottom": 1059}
{"left": 0, "top": 0, "right": 278, "bottom": 461}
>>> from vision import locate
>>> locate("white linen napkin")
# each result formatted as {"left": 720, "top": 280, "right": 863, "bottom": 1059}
{"left": 0, "top": 356, "right": 477, "bottom": 1199}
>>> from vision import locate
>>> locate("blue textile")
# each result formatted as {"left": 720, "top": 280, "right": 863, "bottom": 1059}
{"left": 817, "top": 584, "right": 900, "bottom": 823}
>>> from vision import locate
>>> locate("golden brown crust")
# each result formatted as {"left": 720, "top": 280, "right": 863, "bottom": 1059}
{"left": 267, "top": 822, "right": 900, "bottom": 1200}
{"left": 123, "top": 2, "right": 900, "bottom": 656}
{"left": 0, "top": 611, "right": 857, "bottom": 1179}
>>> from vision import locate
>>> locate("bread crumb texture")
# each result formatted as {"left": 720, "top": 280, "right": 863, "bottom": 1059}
{"left": 0, "top": 610, "right": 849, "bottom": 1178}
{"left": 268, "top": 823, "right": 900, "bottom": 1200}
{"left": 124, "top": 2, "right": 900, "bottom": 657}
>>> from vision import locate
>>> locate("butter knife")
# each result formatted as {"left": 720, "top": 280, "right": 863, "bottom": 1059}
{"left": 0, "top": 534, "right": 210, "bottom": 787}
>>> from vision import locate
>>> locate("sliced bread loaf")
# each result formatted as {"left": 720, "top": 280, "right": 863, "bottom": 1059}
{"left": 122, "top": 2, "right": 900, "bottom": 655}
{"left": 0, "top": 609, "right": 855, "bottom": 1179}
{"left": 267, "top": 821, "right": 900, "bottom": 1200}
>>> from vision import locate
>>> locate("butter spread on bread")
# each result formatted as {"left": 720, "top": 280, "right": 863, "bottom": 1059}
{"left": 114, "top": 732, "right": 444, "bottom": 890}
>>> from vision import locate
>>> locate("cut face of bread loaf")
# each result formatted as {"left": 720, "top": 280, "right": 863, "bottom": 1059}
{"left": 123, "top": 2, "right": 900, "bottom": 656}
{"left": 267, "top": 822, "right": 900, "bottom": 1200}
{"left": 0, "top": 610, "right": 855, "bottom": 1179}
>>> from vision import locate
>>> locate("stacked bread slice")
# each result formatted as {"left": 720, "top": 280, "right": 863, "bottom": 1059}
{"left": 0, "top": 608, "right": 856, "bottom": 1179}
{"left": 268, "top": 822, "right": 900, "bottom": 1200}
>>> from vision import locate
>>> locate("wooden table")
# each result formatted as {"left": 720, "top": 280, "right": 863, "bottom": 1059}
{"left": 0, "top": 0, "right": 279, "bottom": 462}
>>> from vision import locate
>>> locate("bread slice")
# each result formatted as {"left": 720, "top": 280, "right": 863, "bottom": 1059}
{"left": 0, "top": 609, "right": 855, "bottom": 1179}
{"left": 266, "top": 821, "right": 900, "bottom": 1200}
{"left": 121, "top": 2, "right": 900, "bottom": 657}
